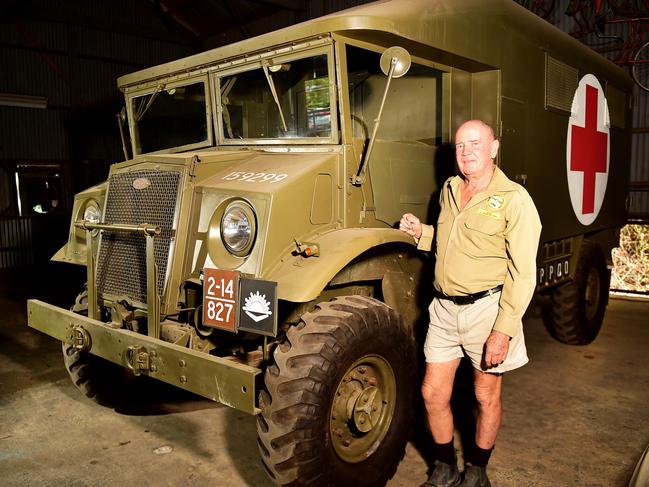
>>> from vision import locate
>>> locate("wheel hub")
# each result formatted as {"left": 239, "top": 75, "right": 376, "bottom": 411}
{"left": 352, "top": 386, "right": 383, "bottom": 433}
{"left": 585, "top": 267, "right": 601, "bottom": 321}
{"left": 330, "top": 355, "right": 396, "bottom": 463}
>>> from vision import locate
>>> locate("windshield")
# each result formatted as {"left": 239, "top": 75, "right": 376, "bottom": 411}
{"left": 131, "top": 80, "right": 208, "bottom": 154}
{"left": 219, "top": 53, "right": 332, "bottom": 141}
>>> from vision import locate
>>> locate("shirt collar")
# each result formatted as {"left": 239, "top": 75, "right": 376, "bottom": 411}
{"left": 448, "top": 165, "right": 514, "bottom": 210}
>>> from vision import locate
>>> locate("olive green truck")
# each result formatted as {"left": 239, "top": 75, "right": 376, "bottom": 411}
{"left": 27, "top": 0, "right": 633, "bottom": 485}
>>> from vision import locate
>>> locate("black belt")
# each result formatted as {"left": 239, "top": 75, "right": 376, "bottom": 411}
{"left": 436, "top": 285, "right": 503, "bottom": 305}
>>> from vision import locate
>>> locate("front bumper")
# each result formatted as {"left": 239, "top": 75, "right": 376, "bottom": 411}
{"left": 27, "top": 299, "right": 261, "bottom": 415}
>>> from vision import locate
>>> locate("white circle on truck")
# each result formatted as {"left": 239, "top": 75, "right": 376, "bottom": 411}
{"left": 566, "top": 74, "right": 610, "bottom": 226}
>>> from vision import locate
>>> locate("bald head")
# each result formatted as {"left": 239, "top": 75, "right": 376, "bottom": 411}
{"left": 455, "top": 120, "right": 496, "bottom": 142}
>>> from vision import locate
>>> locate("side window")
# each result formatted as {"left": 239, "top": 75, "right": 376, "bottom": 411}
{"left": 346, "top": 45, "right": 443, "bottom": 145}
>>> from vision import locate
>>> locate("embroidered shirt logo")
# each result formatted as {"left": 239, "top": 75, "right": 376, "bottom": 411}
{"left": 488, "top": 195, "right": 504, "bottom": 209}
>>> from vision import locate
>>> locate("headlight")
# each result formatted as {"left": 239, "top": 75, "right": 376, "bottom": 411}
{"left": 83, "top": 201, "right": 101, "bottom": 224}
{"left": 77, "top": 200, "right": 101, "bottom": 238}
{"left": 221, "top": 200, "right": 256, "bottom": 257}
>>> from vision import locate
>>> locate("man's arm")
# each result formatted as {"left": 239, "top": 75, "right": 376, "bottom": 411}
{"left": 416, "top": 224, "right": 435, "bottom": 251}
{"left": 493, "top": 190, "right": 542, "bottom": 337}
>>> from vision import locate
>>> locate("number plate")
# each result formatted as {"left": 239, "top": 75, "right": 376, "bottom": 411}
{"left": 537, "top": 258, "right": 571, "bottom": 288}
{"left": 203, "top": 269, "right": 239, "bottom": 331}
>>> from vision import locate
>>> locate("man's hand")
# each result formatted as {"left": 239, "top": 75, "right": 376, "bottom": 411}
{"left": 484, "top": 330, "right": 510, "bottom": 369}
{"left": 399, "top": 213, "right": 422, "bottom": 239}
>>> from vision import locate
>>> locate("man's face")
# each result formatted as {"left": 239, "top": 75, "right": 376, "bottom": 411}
{"left": 454, "top": 122, "right": 499, "bottom": 178}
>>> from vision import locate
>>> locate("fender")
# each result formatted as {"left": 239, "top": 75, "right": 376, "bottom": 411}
{"left": 267, "top": 227, "right": 416, "bottom": 302}
{"left": 52, "top": 181, "right": 108, "bottom": 265}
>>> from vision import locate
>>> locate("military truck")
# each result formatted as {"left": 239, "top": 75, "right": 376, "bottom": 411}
{"left": 27, "top": 0, "right": 633, "bottom": 485}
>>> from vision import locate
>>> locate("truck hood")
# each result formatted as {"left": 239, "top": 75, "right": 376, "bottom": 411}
{"left": 192, "top": 150, "right": 340, "bottom": 196}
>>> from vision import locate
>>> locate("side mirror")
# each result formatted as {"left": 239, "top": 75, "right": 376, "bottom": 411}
{"left": 380, "top": 46, "right": 411, "bottom": 78}
{"left": 353, "top": 46, "right": 412, "bottom": 186}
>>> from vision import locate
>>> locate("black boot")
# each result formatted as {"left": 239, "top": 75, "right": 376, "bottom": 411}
{"left": 420, "top": 460, "right": 461, "bottom": 487}
{"left": 461, "top": 464, "right": 491, "bottom": 487}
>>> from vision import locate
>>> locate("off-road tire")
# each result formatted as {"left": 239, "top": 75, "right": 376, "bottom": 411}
{"left": 257, "top": 295, "right": 416, "bottom": 487}
{"left": 62, "top": 286, "right": 135, "bottom": 407}
{"left": 543, "top": 240, "right": 609, "bottom": 345}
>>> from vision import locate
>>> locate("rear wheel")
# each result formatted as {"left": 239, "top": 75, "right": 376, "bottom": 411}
{"left": 542, "top": 240, "right": 609, "bottom": 345}
{"left": 257, "top": 295, "right": 416, "bottom": 486}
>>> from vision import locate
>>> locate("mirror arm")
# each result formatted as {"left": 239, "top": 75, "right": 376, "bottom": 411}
{"left": 352, "top": 58, "right": 397, "bottom": 186}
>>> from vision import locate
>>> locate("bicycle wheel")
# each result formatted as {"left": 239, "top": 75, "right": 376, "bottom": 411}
{"left": 632, "top": 40, "right": 649, "bottom": 92}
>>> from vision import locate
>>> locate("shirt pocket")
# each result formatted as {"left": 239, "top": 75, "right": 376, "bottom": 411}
{"left": 462, "top": 214, "right": 506, "bottom": 256}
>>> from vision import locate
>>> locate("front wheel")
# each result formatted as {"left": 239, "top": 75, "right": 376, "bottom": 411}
{"left": 257, "top": 295, "right": 417, "bottom": 486}
{"left": 63, "top": 286, "right": 137, "bottom": 407}
{"left": 542, "top": 240, "right": 609, "bottom": 345}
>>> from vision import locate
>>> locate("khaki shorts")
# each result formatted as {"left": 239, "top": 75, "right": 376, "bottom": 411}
{"left": 424, "top": 291, "right": 529, "bottom": 374}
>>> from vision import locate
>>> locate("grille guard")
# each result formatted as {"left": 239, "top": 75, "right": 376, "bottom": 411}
{"left": 96, "top": 170, "right": 181, "bottom": 306}
{"left": 76, "top": 220, "right": 162, "bottom": 339}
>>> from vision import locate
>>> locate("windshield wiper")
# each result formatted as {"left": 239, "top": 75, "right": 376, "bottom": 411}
{"left": 135, "top": 83, "right": 165, "bottom": 122}
{"left": 261, "top": 61, "right": 288, "bottom": 132}
{"left": 221, "top": 76, "right": 238, "bottom": 138}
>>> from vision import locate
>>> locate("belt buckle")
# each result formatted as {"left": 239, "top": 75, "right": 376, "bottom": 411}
{"left": 453, "top": 295, "right": 474, "bottom": 305}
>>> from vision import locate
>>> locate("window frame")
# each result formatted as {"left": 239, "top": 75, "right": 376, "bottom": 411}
{"left": 211, "top": 43, "right": 339, "bottom": 146}
{"left": 335, "top": 36, "right": 452, "bottom": 147}
{"left": 126, "top": 74, "right": 213, "bottom": 156}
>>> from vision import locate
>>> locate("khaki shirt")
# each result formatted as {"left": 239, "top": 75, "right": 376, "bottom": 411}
{"left": 417, "top": 166, "right": 541, "bottom": 337}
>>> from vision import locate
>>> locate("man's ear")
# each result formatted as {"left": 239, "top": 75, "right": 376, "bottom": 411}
{"left": 490, "top": 139, "right": 500, "bottom": 159}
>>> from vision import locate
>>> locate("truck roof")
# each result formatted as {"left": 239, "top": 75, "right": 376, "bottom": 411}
{"left": 117, "top": 0, "right": 630, "bottom": 91}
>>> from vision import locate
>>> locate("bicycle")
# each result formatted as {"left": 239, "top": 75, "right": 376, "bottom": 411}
{"left": 565, "top": 0, "right": 649, "bottom": 91}
{"left": 604, "top": 16, "right": 649, "bottom": 91}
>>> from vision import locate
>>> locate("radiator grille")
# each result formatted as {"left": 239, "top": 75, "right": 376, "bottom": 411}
{"left": 96, "top": 170, "right": 181, "bottom": 305}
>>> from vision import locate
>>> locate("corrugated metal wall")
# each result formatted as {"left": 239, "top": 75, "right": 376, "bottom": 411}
{"left": 0, "top": 219, "right": 33, "bottom": 268}
{"left": 0, "top": 0, "right": 199, "bottom": 269}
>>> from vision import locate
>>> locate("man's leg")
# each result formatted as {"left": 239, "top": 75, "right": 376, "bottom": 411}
{"left": 473, "top": 369, "right": 502, "bottom": 449}
{"left": 420, "top": 359, "right": 462, "bottom": 487}
{"left": 462, "top": 369, "right": 502, "bottom": 487}
{"left": 422, "top": 360, "right": 461, "bottom": 442}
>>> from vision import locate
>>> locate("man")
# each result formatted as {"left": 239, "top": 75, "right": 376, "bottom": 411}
{"left": 400, "top": 120, "right": 541, "bottom": 487}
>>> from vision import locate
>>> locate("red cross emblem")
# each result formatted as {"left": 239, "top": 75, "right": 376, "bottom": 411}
{"left": 566, "top": 75, "right": 610, "bottom": 226}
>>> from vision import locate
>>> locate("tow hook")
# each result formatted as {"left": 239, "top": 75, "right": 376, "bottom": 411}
{"left": 66, "top": 325, "right": 92, "bottom": 352}
{"left": 126, "top": 346, "right": 156, "bottom": 376}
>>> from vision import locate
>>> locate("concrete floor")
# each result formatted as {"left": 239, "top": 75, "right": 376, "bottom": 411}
{"left": 1, "top": 264, "right": 648, "bottom": 486}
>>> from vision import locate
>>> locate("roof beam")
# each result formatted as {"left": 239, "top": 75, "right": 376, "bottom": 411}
{"left": 247, "top": 0, "right": 305, "bottom": 12}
